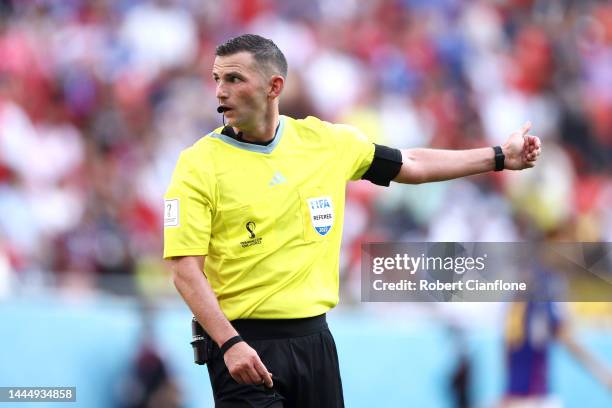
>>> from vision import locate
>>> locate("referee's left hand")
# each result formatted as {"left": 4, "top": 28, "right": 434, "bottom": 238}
{"left": 502, "top": 122, "right": 542, "bottom": 170}
{"left": 224, "top": 341, "right": 274, "bottom": 388}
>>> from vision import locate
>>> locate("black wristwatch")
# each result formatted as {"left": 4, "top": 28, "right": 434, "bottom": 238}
{"left": 493, "top": 146, "right": 505, "bottom": 171}
{"left": 220, "top": 335, "right": 244, "bottom": 355}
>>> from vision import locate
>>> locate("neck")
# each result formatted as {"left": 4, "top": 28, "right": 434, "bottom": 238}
{"left": 234, "top": 110, "right": 279, "bottom": 143}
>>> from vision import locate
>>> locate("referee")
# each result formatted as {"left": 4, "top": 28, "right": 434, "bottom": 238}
{"left": 163, "top": 34, "right": 541, "bottom": 408}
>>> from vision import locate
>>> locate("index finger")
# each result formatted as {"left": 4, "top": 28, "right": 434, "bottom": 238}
{"left": 254, "top": 360, "right": 274, "bottom": 388}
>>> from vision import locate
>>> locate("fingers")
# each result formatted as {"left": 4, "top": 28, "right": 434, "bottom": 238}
{"left": 234, "top": 371, "right": 249, "bottom": 385}
{"left": 240, "top": 366, "right": 272, "bottom": 387}
{"left": 230, "top": 363, "right": 261, "bottom": 385}
{"left": 242, "top": 367, "right": 262, "bottom": 385}
{"left": 521, "top": 134, "right": 541, "bottom": 165}
{"left": 227, "top": 363, "right": 247, "bottom": 384}
{"left": 524, "top": 148, "right": 539, "bottom": 162}
{"left": 526, "top": 135, "right": 541, "bottom": 149}
{"left": 225, "top": 345, "right": 273, "bottom": 387}
{"left": 526, "top": 145, "right": 538, "bottom": 157}
{"left": 507, "top": 122, "right": 541, "bottom": 169}
{"left": 254, "top": 359, "right": 274, "bottom": 388}
{"left": 524, "top": 146, "right": 541, "bottom": 163}
{"left": 530, "top": 136, "right": 541, "bottom": 157}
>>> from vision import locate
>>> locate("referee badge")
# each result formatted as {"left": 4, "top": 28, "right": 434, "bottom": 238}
{"left": 306, "top": 196, "right": 334, "bottom": 236}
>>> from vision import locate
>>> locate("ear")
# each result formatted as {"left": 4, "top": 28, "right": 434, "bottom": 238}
{"left": 268, "top": 75, "right": 285, "bottom": 99}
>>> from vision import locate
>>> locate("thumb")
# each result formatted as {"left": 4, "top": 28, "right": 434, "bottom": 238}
{"left": 520, "top": 121, "right": 532, "bottom": 137}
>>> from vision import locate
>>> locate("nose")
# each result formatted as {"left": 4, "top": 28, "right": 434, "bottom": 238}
{"left": 215, "top": 82, "right": 228, "bottom": 100}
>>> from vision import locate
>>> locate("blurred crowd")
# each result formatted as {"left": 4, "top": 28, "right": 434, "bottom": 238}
{"left": 0, "top": 0, "right": 610, "bottom": 299}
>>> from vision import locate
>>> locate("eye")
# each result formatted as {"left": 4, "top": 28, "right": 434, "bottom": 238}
{"left": 229, "top": 75, "right": 241, "bottom": 83}
{"left": 213, "top": 76, "right": 219, "bottom": 83}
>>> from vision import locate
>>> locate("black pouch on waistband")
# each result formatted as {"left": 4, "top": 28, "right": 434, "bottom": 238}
{"left": 191, "top": 317, "right": 211, "bottom": 365}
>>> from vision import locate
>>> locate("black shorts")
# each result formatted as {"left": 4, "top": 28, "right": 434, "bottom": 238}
{"left": 206, "top": 314, "right": 344, "bottom": 408}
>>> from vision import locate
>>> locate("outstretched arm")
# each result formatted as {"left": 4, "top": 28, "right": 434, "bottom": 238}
{"left": 170, "top": 256, "right": 273, "bottom": 387}
{"left": 393, "top": 122, "right": 541, "bottom": 184}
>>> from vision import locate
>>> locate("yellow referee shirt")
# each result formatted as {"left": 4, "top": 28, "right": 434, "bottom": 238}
{"left": 163, "top": 115, "right": 374, "bottom": 320}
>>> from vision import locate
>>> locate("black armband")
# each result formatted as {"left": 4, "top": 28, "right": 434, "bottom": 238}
{"left": 361, "top": 144, "right": 403, "bottom": 186}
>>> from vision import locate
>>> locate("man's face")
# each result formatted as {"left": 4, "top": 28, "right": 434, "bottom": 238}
{"left": 213, "top": 52, "right": 270, "bottom": 130}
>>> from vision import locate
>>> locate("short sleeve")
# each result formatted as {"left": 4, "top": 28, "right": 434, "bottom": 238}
{"left": 163, "top": 150, "right": 214, "bottom": 259}
{"left": 326, "top": 123, "right": 375, "bottom": 181}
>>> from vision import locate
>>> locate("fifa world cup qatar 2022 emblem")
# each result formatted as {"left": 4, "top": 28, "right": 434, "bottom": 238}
{"left": 240, "top": 221, "right": 262, "bottom": 248}
{"left": 246, "top": 221, "right": 256, "bottom": 239}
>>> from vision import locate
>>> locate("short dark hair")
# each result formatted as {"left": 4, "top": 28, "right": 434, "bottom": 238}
{"left": 215, "top": 34, "right": 288, "bottom": 78}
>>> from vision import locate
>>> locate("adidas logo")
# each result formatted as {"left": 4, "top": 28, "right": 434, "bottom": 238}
{"left": 268, "top": 171, "right": 286, "bottom": 187}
